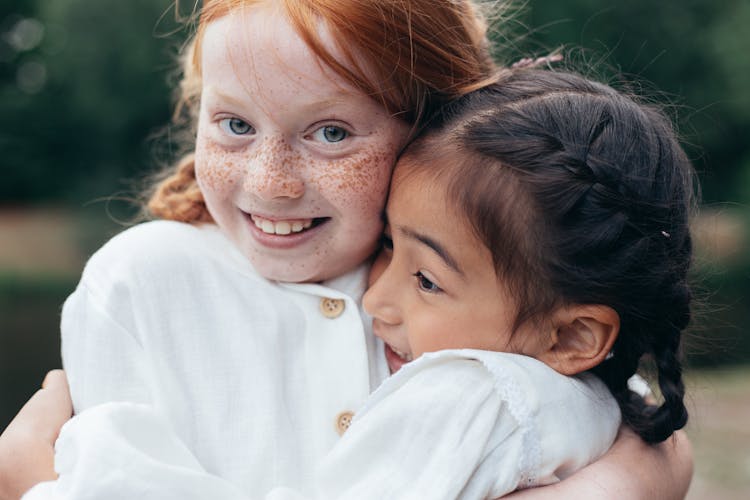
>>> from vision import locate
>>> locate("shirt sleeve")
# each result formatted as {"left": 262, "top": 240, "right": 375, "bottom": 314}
{"left": 22, "top": 403, "right": 250, "bottom": 500}
{"left": 61, "top": 283, "right": 151, "bottom": 412}
{"left": 23, "top": 357, "right": 526, "bottom": 500}
{"left": 310, "top": 356, "right": 530, "bottom": 500}
{"left": 23, "top": 352, "right": 612, "bottom": 500}
{"left": 40, "top": 225, "right": 247, "bottom": 499}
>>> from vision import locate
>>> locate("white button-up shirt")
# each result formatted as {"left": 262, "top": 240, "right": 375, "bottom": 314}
{"left": 24, "top": 221, "right": 622, "bottom": 500}
{"left": 29, "top": 221, "right": 388, "bottom": 497}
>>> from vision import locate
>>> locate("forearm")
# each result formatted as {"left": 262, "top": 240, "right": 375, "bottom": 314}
{"left": 22, "top": 403, "right": 249, "bottom": 500}
{"left": 0, "top": 371, "right": 71, "bottom": 500}
{"left": 505, "top": 427, "right": 693, "bottom": 500}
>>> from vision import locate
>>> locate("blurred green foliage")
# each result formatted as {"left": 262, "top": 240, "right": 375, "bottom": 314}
{"left": 1, "top": 0, "right": 179, "bottom": 203}
{"left": 521, "top": 0, "right": 750, "bottom": 204}
{"left": 2, "top": 0, "right": 749, "bottom": 205}
{"left": 1, "top": 0, "right": 748, "bottom": 429}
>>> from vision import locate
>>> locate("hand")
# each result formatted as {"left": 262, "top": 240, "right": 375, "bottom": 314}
{"left": 504, "top": 426, "right": 693, "bottom": 500}
{"left": 0, "top": 370, "right": 73, "bottom": 500}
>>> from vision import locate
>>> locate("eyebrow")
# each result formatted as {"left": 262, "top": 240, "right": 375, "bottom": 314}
{"left": 206, "top": 87, "right": 352, "bottom": 113}
{"left": 398, "top": 226, "right": 464, "bottom": 277}
{"left": 203, "top": 87, "right": 247, "bottom": 108}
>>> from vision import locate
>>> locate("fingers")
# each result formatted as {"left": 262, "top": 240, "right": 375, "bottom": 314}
{"left": 0, "top": 372, "right": 70, "bottom": 497}
{"left": 38, "top": 370, "right": 74, "bottom": 438}
{"left": 42, "top": 369, "right": 73, "bottom": 420}
{"left": 42, "top": 369, "right": 68, "bottom": 392}
{"left": 16, "top": 371, "right": 73, "bottom": 443}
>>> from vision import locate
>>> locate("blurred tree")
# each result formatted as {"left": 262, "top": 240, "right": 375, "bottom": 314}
{"left": 0, "top": 0, "right": 747, "bottom": 369}
{"left": 0, "top": 0, "right": 179, "bottom": 204}
{"left": 521, "top": 0, "right": 749, "bottom": 204}
{"left": 519, "top": 0, "right": 750, "bottom": 367}
{"left": 1, "top": 0, "right": 747, "bottom": 208}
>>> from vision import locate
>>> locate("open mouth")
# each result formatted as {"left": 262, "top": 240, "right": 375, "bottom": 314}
{"left": 250, "top": 214, "right": 329, "bottom": 235}
{"left": 388, "top": 343, "right": 413, "bottom": 362}
{"left": 384, "top": 342, "right": 413, "bottom": 374}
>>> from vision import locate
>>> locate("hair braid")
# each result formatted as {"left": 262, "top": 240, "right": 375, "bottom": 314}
{"left": 147, "top": 154, "right": 213, "bottom": 223}
{"left": 410, "top": 69, "right": 697, "bottom": 443}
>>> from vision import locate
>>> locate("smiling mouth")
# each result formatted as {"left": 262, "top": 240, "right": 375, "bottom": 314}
{"left": 386, "top": 342, "right": 413, "bottom": 362}
{"left": 250, "top": 214, "right": 329, "bottom": 235}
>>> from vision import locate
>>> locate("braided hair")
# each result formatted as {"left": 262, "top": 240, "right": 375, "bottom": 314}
{"left": 404, "top": 69, "right": 696, "bottom": 443}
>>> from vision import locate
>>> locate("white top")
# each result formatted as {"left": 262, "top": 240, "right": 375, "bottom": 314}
{"left": 28, "top": 221, "right": 389, "bottom": 496}
{"left": 311, "top": 350, "right": 620, "bottom": 499}
{"left": 26, "top": 351, "right": 619, "bottom": 500}
{"left": 25, "top": 221, "right": 621, "bottom": 499}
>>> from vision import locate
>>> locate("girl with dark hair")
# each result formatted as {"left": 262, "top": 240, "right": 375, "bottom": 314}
{"left": 0, "top": 1, "right": 693, "bottom": 497}
{"left": 283, "top": 67, "right": 694, "bottom": 497}
{"left": 372, "top": 67, "right": 694, "bottom": 442}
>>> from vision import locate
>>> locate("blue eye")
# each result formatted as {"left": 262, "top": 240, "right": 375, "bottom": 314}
{"left": 313, "top": 125, "right": 349, "bottom": 143}
{"left": 413, "top": 271, "right": 442, "bottom": 293}
{"left": 220, "top": 118, "right": 254, "bottom": 135}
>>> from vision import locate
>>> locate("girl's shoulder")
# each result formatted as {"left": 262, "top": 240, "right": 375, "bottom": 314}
{"left": 362, "top": 350, "right": 620, "bottom": 487}
{"left": 96, "top": 220, "right": 223, "bottom": 256}
{"left": 80, "top": 220, "right": 253, "bottom": 284}
{"left": 369, "top": 350, "right": 618, "bottom": 424}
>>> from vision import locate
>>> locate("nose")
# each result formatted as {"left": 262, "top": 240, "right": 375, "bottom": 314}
{"left": 363, "top": 251, "right": 401, "bottom": 326}
{"left": 243, "top": 138, "right": 305, "bottom": 201}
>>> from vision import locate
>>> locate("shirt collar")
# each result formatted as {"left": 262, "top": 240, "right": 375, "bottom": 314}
{"left": 278, "top": 262, "right": 370, "bottom": 303}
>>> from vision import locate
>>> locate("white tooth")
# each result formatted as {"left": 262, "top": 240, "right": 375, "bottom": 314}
{"left": 261, "top": 220, "right": 275, "bottom": 234}
{"left": 292, "top": 222, "right": 303, "bottom": 232}
{"left": 275, "top": 221, "right": 291, "bottom": 235}
{"left": 303, "top": 220, "right": 312, "bottom": 229}
{"left": 254, "top": 218, "right": 263, "bottom": 228}
{"left": 390, "top": 345, "right": 412, "bottom": 361}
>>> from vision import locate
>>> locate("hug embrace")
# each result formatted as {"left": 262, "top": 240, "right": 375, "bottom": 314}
{"left": 0, "top": 1, "right": 693, "bottom": 499}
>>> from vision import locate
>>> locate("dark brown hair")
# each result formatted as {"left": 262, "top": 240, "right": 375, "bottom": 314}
{"left": 402, "top": 69, "right": 697, "bottom": 443}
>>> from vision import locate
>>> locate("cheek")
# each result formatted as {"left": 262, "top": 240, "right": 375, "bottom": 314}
{"left": 194, "top": 138, "right": 241, "bottom": 197}
{"left": 412, "top": 313, "right": 467, "bottom": 355}
{"left": 309, "top": 145, "right": 396, "bottom": 218}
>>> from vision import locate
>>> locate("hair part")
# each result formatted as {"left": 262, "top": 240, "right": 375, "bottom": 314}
{"left": 402, "top": 68, "right": 697, "bottom": 443}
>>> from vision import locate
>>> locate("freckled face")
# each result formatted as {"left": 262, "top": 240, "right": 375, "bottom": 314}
{"left": 195, "top": 8, "right": 410, "bottom": 282}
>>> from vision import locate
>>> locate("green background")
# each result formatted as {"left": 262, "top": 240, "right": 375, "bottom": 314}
{"left": 1, "top": 6, "right": 748, "bottom": 492}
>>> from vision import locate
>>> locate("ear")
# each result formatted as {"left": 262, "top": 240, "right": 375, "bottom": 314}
{"left": 536, "top": 305, "right": 620, "bottom": 376}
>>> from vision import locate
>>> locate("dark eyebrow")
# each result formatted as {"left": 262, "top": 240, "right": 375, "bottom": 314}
{"left": 398, "top": 226, "right": 464, "bottom": 276}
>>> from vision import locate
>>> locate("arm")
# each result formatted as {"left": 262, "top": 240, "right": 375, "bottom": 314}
{"left": 0, "top": 374, "right": 264, "bottom": 500}
{"left": 21, "top": 402, "right": 250, "bottom": 500}
{"left": 60, "top": 282, "right": 151, "bottom": 412}
{"left": 0, "top": 371, "right": 71, "bottom": 500}
{"left": 505, "top": 426, "right": 693, "bottom": 500}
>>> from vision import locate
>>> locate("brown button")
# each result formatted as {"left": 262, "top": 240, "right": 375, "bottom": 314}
{"left": 320, "top": 297, "right": 345, "bottom": 319}
{"left": 336, "top": 411, "right": 355, "bottom": 435}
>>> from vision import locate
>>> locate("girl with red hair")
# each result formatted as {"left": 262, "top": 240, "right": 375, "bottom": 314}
{"left": 1, "top": 2, "right": 691, "bottom": 498}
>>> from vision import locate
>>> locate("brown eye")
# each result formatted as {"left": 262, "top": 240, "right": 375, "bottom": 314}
{"left": 413, "top": 272, "right": 441, "bottom": 293}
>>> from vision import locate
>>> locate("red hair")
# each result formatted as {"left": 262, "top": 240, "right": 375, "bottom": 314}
{"left": 148, "top": 0, "right": 499, "bottom": 223}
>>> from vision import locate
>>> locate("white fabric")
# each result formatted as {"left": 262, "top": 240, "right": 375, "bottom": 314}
{"left": 25, "top": 350, "right": 619, "bottom": 500}
{"left": 26, "top": 221, "right": 387, "bottom": 497}
{"left": 24, "top": 221, "right": 620, "bottom": 499}
{"left": 312, "top": 350, "right": 620, "bottom": 499}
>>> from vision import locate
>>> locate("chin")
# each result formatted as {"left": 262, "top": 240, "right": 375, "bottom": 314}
{"left": 249, "top": 258, "right": 323, "bottom": 284}
{"left": 247, "top": 248, "right": 368, "bottom": 284}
